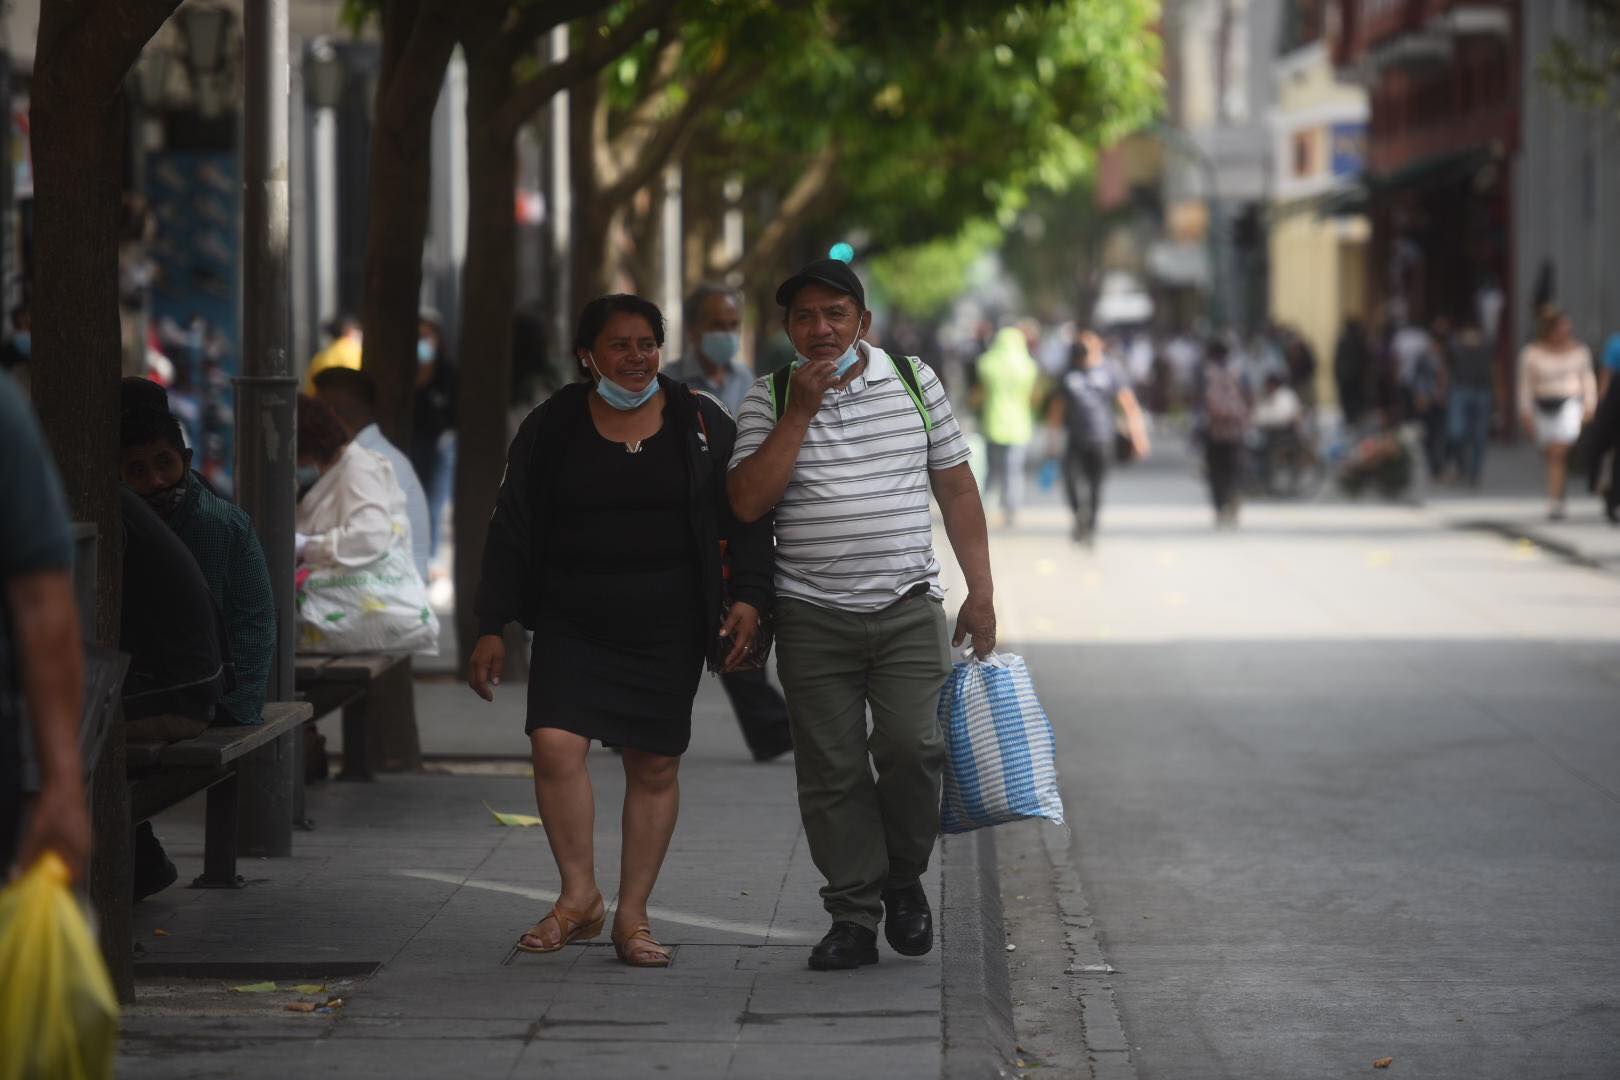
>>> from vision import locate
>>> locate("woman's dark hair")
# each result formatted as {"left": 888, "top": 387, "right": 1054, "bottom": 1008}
{"left": 571, "top": 294, "right": 665, "bottom": 376}
{"left": 297, "top": 393, "right": 350, "bottom": 465}
{"left": 1536, "top": 304, "right": 1565, "bottom": 342}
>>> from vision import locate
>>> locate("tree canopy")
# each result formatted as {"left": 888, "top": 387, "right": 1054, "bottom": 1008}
{"left": 1539, "top": 0, "right": 1620, "bottom": 113}
{"left": 686, "top": 0, "right": 1163, "bottom": 315}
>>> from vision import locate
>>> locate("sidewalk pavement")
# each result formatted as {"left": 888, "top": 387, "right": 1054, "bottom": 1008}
{"left": 116, "top": 676, "right": 1002, "bottom": 1080}
{"left": 1424, "top": 441, "right": 1620, "bottom": 572}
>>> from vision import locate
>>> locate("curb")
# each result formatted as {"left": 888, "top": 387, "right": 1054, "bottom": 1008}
{"left": 940, "top": 828, "right": 1017, "bottom": 1079}
{"left": 1454, "top": 518, "right": 1608, "bottom": 570}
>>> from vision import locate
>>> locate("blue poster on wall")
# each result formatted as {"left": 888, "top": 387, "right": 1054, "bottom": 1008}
{"left": 1330, "top": 122, "right": 1367, "bottom": 179}
{"left": 146, "top": 150, "right": 240, "bottom": 496}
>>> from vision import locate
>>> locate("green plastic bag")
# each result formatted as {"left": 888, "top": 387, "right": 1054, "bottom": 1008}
{"left": 0, "top": 852, "right": 119, "bottom": 1079}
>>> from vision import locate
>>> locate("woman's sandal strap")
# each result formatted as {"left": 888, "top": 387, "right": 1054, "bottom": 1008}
{"left": 613, "top": 924, "right": 670, "bottom": 965}
{"left": 521, "top": 897, "right": 603, "bottom": 949}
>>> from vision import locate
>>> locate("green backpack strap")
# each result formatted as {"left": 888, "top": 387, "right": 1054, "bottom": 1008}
{"left": 768, "top": 366, "right": 794, "bottom": 422}
{"left": 893, "top": 355, "right": 935, "bottom": 433}
{"left": 770, "top": 354, "right": 933, "bottom": 433}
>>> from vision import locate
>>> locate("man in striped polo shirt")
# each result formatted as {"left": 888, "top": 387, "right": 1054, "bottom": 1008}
{"left": 729, "top": 259, "right": 996, "bottom": 971}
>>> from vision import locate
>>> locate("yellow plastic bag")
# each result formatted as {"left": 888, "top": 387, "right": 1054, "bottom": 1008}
{"left": 0, "top": 852, "right": 119, "bottom": 1080}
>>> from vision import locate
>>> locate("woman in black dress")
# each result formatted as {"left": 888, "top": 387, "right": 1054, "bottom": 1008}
{"left": 469, "top": 294, "right": 772, "bottom": 967}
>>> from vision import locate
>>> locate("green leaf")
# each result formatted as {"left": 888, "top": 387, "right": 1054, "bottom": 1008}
{"left": 484, "top": 801, "right": 543, "bottom": 827}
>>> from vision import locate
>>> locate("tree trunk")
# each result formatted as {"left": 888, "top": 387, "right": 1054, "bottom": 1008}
{"left": 360, "top": 3, "right": 457, "bottom": 447}
{"left": 567, "top": 73, "right": 618, "bottom": 304}
{"left": 31, "top": 48, "right": 129, "bottom": 649}
{"left": 451, "top": 63, "right": 520, "bottom": 672}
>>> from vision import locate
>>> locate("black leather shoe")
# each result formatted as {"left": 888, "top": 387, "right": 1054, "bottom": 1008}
{"left": 882, "top": 882, "right": 933, "bottom": 956}
{"left": 808, "top": 921, "right": 879, "bottom": 970}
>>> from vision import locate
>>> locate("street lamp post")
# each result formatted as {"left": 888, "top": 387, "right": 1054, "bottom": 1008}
{"left": 236, "top": 0, "right": 297, "bottom": 856}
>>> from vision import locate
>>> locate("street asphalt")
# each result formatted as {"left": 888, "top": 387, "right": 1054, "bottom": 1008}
{"left": 987, "top": 445, "right": 1620, "bottom": 1080}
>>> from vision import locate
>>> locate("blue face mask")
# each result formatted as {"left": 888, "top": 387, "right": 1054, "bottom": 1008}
{"left": 699, "top": 330, "right": 741, "bottom": 367}
{"left": 588, "top": 354, "right": 660, "bottom": 411}
{"left": 11, "top": 331, "right": 29, "bottom": 358}
{"left": 296, "top": 464, "right": 321, "bottom": 494}
{"left": 794, "top": 340, "right": 862, "bottom": 378}
{"left": 417, "top": 338, "right": 435, "bottom": 366}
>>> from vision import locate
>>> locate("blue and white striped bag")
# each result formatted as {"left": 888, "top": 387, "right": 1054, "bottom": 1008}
{"left": 938, "top": 652, "right": 1065, "bottom": 834}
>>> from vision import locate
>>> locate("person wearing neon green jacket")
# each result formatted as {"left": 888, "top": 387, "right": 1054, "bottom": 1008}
{"left": 975, "top": 325, "right": 1040, "bottom": 525}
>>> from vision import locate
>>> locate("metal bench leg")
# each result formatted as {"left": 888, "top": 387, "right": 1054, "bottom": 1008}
{"left": 90, "top": 714, "right": 135, "bottom": 1002}
{"left": 338, "top": 695, "right": 374, "bottom": 780}
{"left": 238, "top": 730, "right": 297, "bottom": 856}
{"left": 193, "top": 770, "right": 244, "bottom": 889}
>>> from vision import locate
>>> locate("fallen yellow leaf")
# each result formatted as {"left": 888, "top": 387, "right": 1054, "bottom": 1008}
{"left": 153, "top": 928, "right": 170, "bottom": 937}
{"left": 1373, "top": 1057, "right": 1394, "bottom": 1069}
{"left": 294, "top": 984, "right": 326, "bottom": 995}
{"left": 231, "top": 982, "right": 277, "bottom": 993}
{"left": 484, "top": 801, "right": 543, "bottom": 827}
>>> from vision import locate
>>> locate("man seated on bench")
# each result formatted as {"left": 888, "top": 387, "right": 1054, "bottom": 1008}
{"left": 119, "top": 407, "right": 274, "bottom": 729}
{"left": 119, "top": 486, "right": 232, "bottom": 899}
{"left": 310, "top": 367, "right": 432, "bottom": 583}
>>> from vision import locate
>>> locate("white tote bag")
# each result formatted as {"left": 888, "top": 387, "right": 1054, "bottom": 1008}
{"left": 938, "top": 652, "right": 1065, "bottom": 834}
{"left": 296, "top": 543, "right": 440, "bottom": 655}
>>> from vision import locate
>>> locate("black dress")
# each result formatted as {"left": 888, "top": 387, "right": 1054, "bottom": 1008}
{"left": 525, "top": 417, "right": 706, "bottom": 756}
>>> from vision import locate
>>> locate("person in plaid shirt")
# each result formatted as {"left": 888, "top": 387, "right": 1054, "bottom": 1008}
{"left": 120, "top": 408, "right": 275, "bottom": 725}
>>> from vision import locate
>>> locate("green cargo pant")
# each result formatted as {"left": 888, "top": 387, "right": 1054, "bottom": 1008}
{"left": 774, "top": 594, "right": 954, "bottom": 930}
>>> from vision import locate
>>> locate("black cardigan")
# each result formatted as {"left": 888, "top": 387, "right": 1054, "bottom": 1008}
{"left": 473, "top": 375, "right": 774, "bottom": 644}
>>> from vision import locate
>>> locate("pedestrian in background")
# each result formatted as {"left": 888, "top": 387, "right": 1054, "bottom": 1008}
{"left": 1517, "top": 306, "right": 1597, "bottom": 520}
{"left": 974, "top": 325, "right": 1040, "bottom": 527}
{"left": 728, "top": 259, "right": 996, "bottom": 972}
{"left": 303, "top": 314, "right": 362, "bottom": 393}
{"left": 1445, "top": 316, "right": 1494, "bottom": 487}
{"left": 1586, "top": 367, "right": 1620, "bottom": 524}
{"left": 470, "top": 294, "right": 771, "bottom": 968}
{"left": 1334, "top": 317, "right": 1370, "bottom": 426}
{"left": 1201, "top": 340, "right": 1250, "bottom": 528}
{"left": 669, "top": 283, "right": 754, "bottom": 417}
{"left": 670, "top": 283, "right": 793, "bottom": 762}
{"left": 410, "top": 309, "right": 457, "bottom": 566}
{"left": 1413, "top": 317, "right": 1450, "bottom": 479}
{"left": 1599, "top": 326, "right": 1620, "bottom": 401}
{"left": 1048, "top": 330, "right": 1149, "bottom": 546}
{"left": 0, "top": 374, "right": 88, "bottom": 883}
{"left": 313, "top": 368, "right": 433, "bottom": 583}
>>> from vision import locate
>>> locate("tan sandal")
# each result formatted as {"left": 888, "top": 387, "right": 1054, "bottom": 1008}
{"left": 516, "top": 895, "right": 605, "bottom": 954}
{"left": 612, "top": 922, "right": 672, "bottom": 968}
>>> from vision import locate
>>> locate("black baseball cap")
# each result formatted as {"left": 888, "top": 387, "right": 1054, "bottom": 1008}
{"left": 775, "top": 258, "right": 866, "bottom": 311}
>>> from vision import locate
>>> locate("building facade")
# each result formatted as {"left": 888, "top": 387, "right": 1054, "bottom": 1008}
{"left": 1268, "top": 2, "right": 1370, "bottom": 405}
{"left": 1329, "top": 0, "right": 1519, "bottom": 383}
{"left": 1515, "top": 1, "right": 1620, "bottom": 357}
{"left": 1161, "top": 0, "right": 1284, "bottom": 334}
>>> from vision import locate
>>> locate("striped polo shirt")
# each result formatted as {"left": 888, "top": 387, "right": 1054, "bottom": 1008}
{"left": 730, "top": 345, "right": 971, "bottom": 612}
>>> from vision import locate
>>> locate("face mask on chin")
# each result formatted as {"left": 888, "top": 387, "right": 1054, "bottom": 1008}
{"left": 143, "top": 473, "right": 189, "bottom": 518}
{"left": 588, "top": 354, "right": 660, "bottom": 411}
{"left": 793, "top": 337, "right": 863, "bottom": 378}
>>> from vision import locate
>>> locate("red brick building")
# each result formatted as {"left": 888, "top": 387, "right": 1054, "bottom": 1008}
{"left": 1328, "top": 0, "right": 1519, "bottom": 371}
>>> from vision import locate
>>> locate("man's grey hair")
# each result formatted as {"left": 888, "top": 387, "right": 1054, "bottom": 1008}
{"left": 683, "top": 282, "right": 741, "bottom": 331}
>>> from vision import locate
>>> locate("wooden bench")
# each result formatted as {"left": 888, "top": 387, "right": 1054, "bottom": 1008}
{"left": 126, "top": 701, "right": 313, "bottom": 888}
{"left": 295, "top": 653, "right": 421, "bottom": 779}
